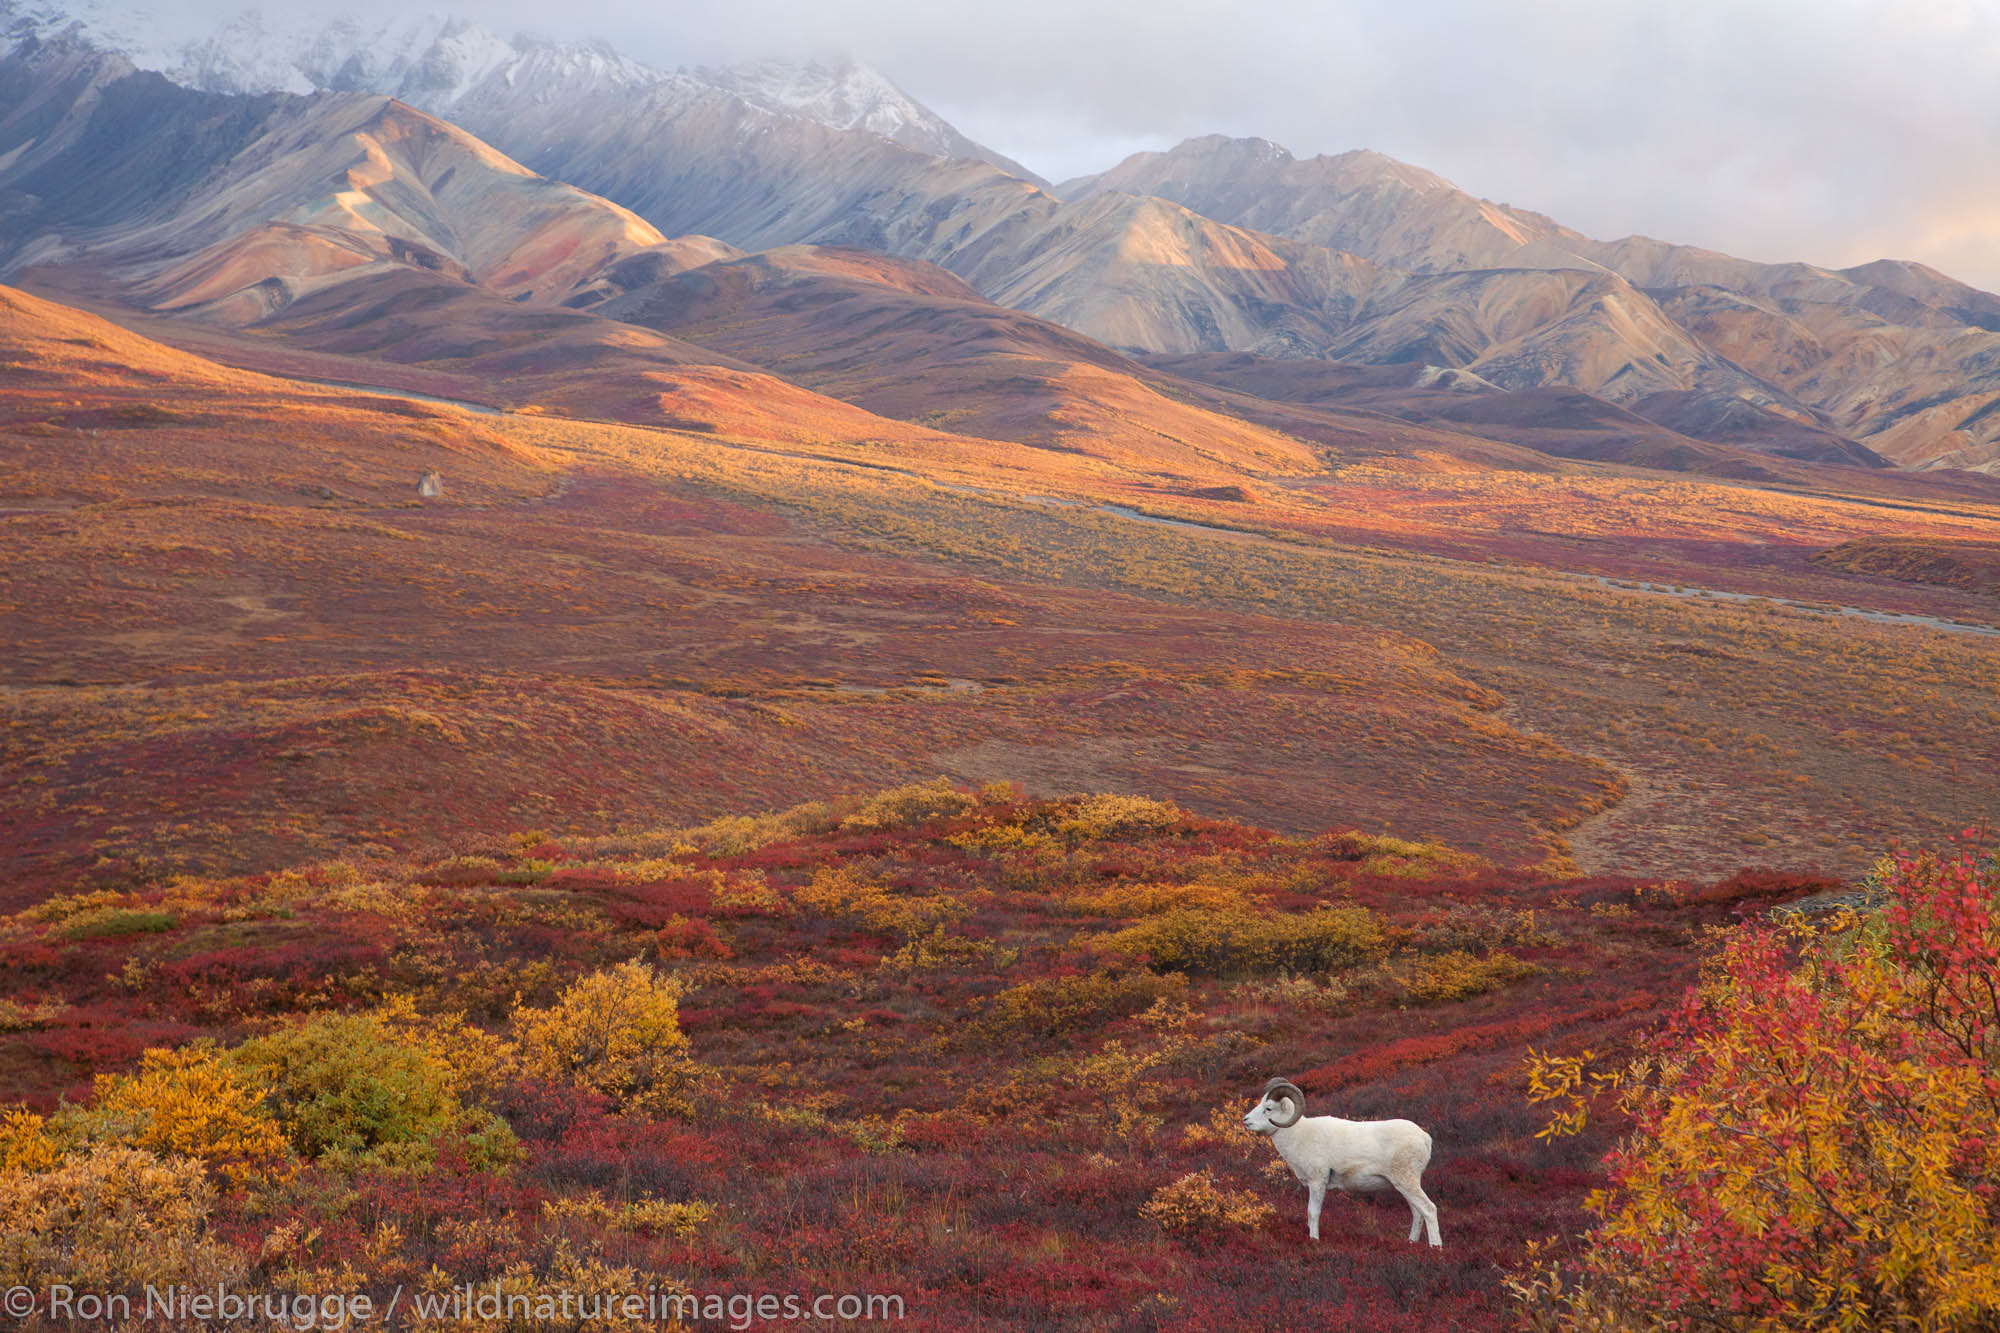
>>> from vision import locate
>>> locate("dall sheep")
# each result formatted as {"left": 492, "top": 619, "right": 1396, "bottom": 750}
{"left": 1242, "top": 1076, "right": 1441, "bottom": 1247}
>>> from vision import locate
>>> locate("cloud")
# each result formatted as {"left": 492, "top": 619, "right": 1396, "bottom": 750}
{"left": 94, "top": 0, "right": 2000, "bottom": 289}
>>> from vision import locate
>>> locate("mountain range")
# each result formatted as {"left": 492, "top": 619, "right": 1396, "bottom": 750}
{"left": 5, "top": 0, "right": 2000, "bottom": 477}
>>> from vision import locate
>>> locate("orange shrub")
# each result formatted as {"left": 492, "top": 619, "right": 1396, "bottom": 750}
{"left": 1140, "top": 1169, "right": 1274, "bottom": 1235}
{"left": 67, "top": 1044, "right": 291, "bottom": 1181}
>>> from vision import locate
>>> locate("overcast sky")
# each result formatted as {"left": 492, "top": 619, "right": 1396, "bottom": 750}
{"left": 125, "top": 0, "right": 2000, "bottom": 290}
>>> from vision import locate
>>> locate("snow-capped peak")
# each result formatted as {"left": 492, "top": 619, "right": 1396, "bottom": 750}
{"left": 695, "top": 54, "right": 1044, "bottom": 182}
{"left": 3, "top": 0, "right": 1044, "bottom": 183}
{"left": 698, "top": 57, "right": 950, "bottom": 154}
{"left": 0, "top": 1, "right": 542, "bottom": 103}
{"left": 6, "top": 0, "right": 929, "bottom": 133}
{"left": 5, "top": 0, "right": 177, "bottom": 67}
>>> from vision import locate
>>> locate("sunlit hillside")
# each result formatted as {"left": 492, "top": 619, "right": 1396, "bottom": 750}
{"left": 7, "top": 288, "right": 1997, "bottom": 901}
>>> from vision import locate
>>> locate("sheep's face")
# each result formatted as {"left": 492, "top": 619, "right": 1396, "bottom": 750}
{"left": 1242, "top": 1091, "right": 1298, "bottom": 1136}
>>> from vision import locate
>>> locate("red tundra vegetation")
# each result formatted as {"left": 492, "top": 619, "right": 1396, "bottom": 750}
{"left": 0, "top": 782, "right": 1869, "bottom": 1330}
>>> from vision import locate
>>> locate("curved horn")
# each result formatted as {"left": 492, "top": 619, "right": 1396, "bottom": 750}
{"left": 1261, "top": 1077, "right": 1304, "bottom": 1127}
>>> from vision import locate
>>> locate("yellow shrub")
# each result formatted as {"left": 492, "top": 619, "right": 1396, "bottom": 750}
{"left": 975, "top": 970, "right": 1190, "bottom": 1043}
{"left": 1233, "top": 973, "right": 1350, "bottom": 1013}
{"left": 0, "top": 1146, "right": 245, "bottom": 1291}
{"left": 1416, "top": 903, "right": 1556, "bottom": 952}
{"left": 1180, "top": 1104, "right": 1266, "bottom": 1158}
{"left": 256, "top": 860, "right": 372, "bottom": 912}
{"left": 319, "top": 875, "right": 412, "bottom": 918}
{"left": 71, "top": 1044, "right": 291, "bottom": 1181}
{"left": 1516, "top": 845, "right": 2000, "bottom": 1332}
{"left": 0, "top": 1108, "right": 60, "bottom": 1172}
{"left": 679, "top": 800, "right": 836, "bottom": 856}
{"left": 1062, "top": 1006, "right": 1208, "bottom": 1142}
{"left": 0, "top": 999, "right": 64, "bottom": 1033}
{"left": 541, "top": 1193, "right": 715, "bottom": 1239}
{"left": 16, "top": 888, "right": 130, "bottom": 925}
{"left": 791, "top": 866, "right": 965, "bottom": 939}
{"left": 229, "top": 1015, "right": 494, "bottom": 1171}
{"left": 681, "top": 815, "right": 775, "bottom": 857}
{"left": 689, "top": 957, "right": 849, "bottom": 989}
{"left": 514, "top": 962, "right": 701, "bottom": 1118}
{"left": 1067, "top": 879, "right": 1255, "bottom": 918}
{"left": 837, "top": 778, "right": 977, "bottom": 832}
{"left": 620, "top": 1198, "right": 715, "bottom": 1239}
{"left": 886, "top": 926, "right": 1015, "bottom": 972}
{"left": 1097, "top": 906, "right": 1384, "bottom": 977}
{"left": 1323, "top": 832, "right": 1489, "bottom": 879}
{"left": 945, "top": 823, "right": 1061, "bottom": 856}
{"left": 370, "top": 995, "right": 519, "bottom": 1101}
{"left": 1396, "top": 950, "right": 1543, "bottom": 1004}
{"left": 9, "top": 889, "right": 179, "bottom": 941}
{"left": 1050, "top": 794, "right": 1184, "bottom": 842}
{"left": 431, "top": 854, "right": 505, "bottom": 876}
{"left": 834, "top": 1114, "right": 906, "bottom": 1156}
{"left": 1140, "top": 1169, "right": 1274, "bottom": 1235}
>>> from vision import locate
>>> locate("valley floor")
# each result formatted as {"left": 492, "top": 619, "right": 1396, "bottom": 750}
{"left": 4, "top": 287, "right": 1999, "bottom": 894}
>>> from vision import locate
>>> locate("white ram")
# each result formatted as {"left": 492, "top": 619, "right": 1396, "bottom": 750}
{"left": 1241, "top": 1076, "right": 1441, "bottom": 1247}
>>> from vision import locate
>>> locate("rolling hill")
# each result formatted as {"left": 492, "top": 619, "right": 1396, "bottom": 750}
{"left": 1070, "top": 135, "right": 2000, "bottom": 472}
{"left": 11, "top": 7, "right": 2000, "bottom": 474}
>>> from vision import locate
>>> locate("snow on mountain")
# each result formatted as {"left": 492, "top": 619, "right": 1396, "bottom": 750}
{"left": 4, "top": 0, "right": 184, "bottom": 70}
{"left": 695, "top": 56, "right": 1042, "bottom": 182}
{"left": 1, "top": 0, "right": 1043, "bottom": 182}
{"left": 700, "top": 58, "right": 938, "bottom": 140}
{"left": 2, "top": 2, "right": 596, "bottom": 102}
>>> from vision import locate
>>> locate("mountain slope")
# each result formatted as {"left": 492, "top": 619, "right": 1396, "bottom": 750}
{"left": 355, "top": 65, "right": 1914, "bottom": 467}
{"left": 590, "top": 242, "right": 1336, "bottom": 475}
{"left": 1062, "top": 136, "right": 1595, "bottom": 275}
{"left": 1149, "top": 352, "right": 1886, "bottom": 482}
{"left": 0, "top": 37, "right": 1328, "bottom": 485}
{"left": 132, "top": 94, "right": 667, "bottom": 309}
{"left": 1068, "top": 136, "right": 2000, "bottom": 472}
{"left": 0, "top": 45, "right": 1120, "bottom": 473}
{"left": 0, "top": 29, "right": 668, "bottom": 316}
{"left": 0, "top": 282, "right": 550, "bottom": 502}
{"left": 11, "top": 6, "right": 1994, "bottom": 475}
{"left": 0, "top": 29, "right": 1883, "bottom": 478}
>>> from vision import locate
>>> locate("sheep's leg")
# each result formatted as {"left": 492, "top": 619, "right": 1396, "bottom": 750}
{"left": 1415, "top": 1187, "right": 1441, "bottom": 1248}
{"left": 1392, "top": 1177, "right": 1442, "bottom": 1248}
{"left": 1306, "top": 1178, "right": 1326, "bottom": 1240}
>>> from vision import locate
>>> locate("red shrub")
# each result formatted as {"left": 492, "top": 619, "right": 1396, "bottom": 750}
{"left": 656, "top": 916, "right": 731, "bottom": 960}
